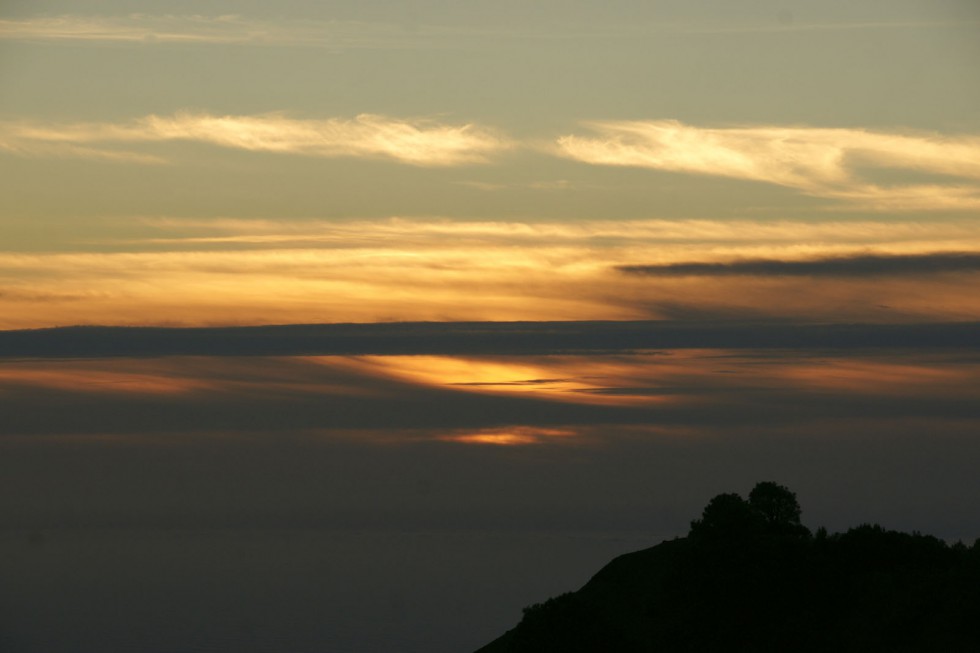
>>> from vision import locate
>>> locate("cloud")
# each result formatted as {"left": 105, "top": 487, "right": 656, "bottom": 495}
{"left": 618, "top": 252, "right": 980, "bottom": 278}
{"left": 436, "top": 426, "right": 577, "bottom": 446}
{"left": 127, "top": 216, "right": 980, "bottom": 249}
{"left": 2, "top": 321, "right": 978, "bottom": 360}
{"left": 0, "top": 112, "right": 511, "bottom": 166}
{"left": 4, "top": 217, "right": 980, "bottom": 329}
{"left": 820, "top": 184, "right": 980, "bottom": 213}
{"left": 3, "top": 350, "right": 980, "bottom": 554}
{"left": 681, "top": 19, "right": 980, "bottom": 35}
{"left": 1, "top": 349, "right": 979, "bottom": 465}
{"left": 0, "top": 14, "right": 436, "bottom": 48}
{"left": 556, "top": 120, "right": 980, "bottom": 211}
{"left": 3, "top": 13, "right": 971, "bottom": 47}
{"left": 0, "top": 139, "right": 167, "bottom": 164}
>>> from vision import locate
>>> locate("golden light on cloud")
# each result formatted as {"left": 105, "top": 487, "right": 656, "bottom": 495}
{"left": 337, "top": 353, "right": 719, "bottom": 408}
{"left": 557, "top": 120, "right": 980, "bottom": 211}
{"left": 0, "top": 14, "right": 279, "bottom": 44}
{"left": 5, "top": 110, "right": 979, "bottom": 210}
{"left": 2, "top": 350, "right": 978, "bottom": 453}
{"left": 0, "top": 356, "right": 393, "bottom": 405}
{"left": 0, "top": 113, "right": 511, "bottom": 166}
{"left": 438, "top": 427, "right": 577, "bottom": 446}
{"left": 0, "top": 360, "right": 213, "bottom": 396}
{"left": 767, "top": 358, "right": 978, "bottom": 396}
{"left": 1, "top": 217, "right": 979, "bottom": 329}
{"left": 348, "top": 355, "right": 661, "bottom": 405}
{"left": 129, "top": 216, "right": 980, "bottom": 252}
{"left": 360, "top": 350, "right": 980, "bottom": 414}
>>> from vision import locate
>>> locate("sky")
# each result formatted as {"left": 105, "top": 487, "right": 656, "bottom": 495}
{"left": 1, "top": 2, "right": 980, "bottom": 652}
{"left": 2, "top": 0, "right": 980, "bottom": 327}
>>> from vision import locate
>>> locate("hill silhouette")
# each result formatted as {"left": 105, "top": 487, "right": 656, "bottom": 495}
{"left": 476, "top": 483, "right": 980, "bottom": 652}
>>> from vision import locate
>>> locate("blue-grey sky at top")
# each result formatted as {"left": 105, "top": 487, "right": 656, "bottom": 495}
{"left": 4, "top": 0, "right": 978, "bottom": 128}
{"left": 2, "top": 0, "right": 979, "bottom": 247}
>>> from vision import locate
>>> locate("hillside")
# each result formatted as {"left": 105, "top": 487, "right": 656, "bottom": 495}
{"left": 476, "top": 483, "right": 980, "bottom": 652}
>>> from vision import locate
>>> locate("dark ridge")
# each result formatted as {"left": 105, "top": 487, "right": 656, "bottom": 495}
{"left": 618, "top": 252, "right": 980, "bottom": 277}
{"left": 476, "top": 483, "right": 980, "bottom": 653}
{"left": 1, "top": 320, "right": 979, "bottom": 358}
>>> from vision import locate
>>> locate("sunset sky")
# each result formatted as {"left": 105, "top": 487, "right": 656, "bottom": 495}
{"left": 2, "top": 2, "right": 979, "bottom": 652}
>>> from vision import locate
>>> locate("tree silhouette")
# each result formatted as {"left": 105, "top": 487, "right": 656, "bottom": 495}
{"left": 688, "top": 492, "right": 760, "bottom": 539}
{"left": 748, "top": 481, "right": 802, "bottom": 527}
{"left": 688, "top": 483, "right": 810, "bottom": 541}
{"left": 478, "top": 482, "right": 980, "bottom": 653}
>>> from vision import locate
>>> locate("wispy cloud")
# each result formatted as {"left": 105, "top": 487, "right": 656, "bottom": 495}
{"left": 680, "top": 19, "right": 980, "bottom": 35}
{"left": 619, "top": 252, "right": 980, "bottom": 278}
{"left": 0, "top": 14, "right": 436, "bottom": 48}
{"left": 0, "top": 112, "right": 511, "bottom": 166}
{"left": 0, "top": 140, "right": 168, "bottom": 164}
{"left": 557, "top": 120, "right": 980, "bottom": 211}
{"left": 3, "top": 350, "right": 980, "bottom": 542}
{"left": 3, "top": 14, "right": 971, "bottom": 47}
{"left": 129, "top": 216, "right": 980, "bottom": 250}
{"left": 3, "top": 217, "right": 980, "bottom": 329}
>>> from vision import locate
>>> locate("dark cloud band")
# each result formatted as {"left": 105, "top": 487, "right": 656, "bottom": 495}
{"left": 2, "top": 320, "right": 978, "bottom": 359}
{"left": 617, "top": 252, "right": 980, "bottom": 277}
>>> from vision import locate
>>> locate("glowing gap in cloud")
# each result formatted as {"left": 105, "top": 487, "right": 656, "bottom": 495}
{"left": 0, "top": 113, "right": 511, "bottom": 166}
{"left": 348, "top": 355, "right": 670, "bottom": 406}
{"left": 438, "top": 427, "right": 577, "bottom": 446}
{"left": 557, "top": 120, "right": 980, "bottom": 211}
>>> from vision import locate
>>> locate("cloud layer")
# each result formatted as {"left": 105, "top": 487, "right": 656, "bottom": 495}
{"left": 2, "top": 348, "right": 979, "bottom": 531}
{"left": 2, "top": 217, "right": 979, "bottom": 329}
{"left": 4, "top": 321, "right": 979, "bottom": 359}
{"left": 3, "top": 13, "right": 970, "bottom": 46}
{"left": 5, "top": 112, "right": 980, "bottom": 211}
{"left": 618, "top": 252, "right": 980, "bottom": 278}
{"left": 557, "top": 120, "right": 980, "bottom": 211}
{"left": 0, "top": 14, "right": 433, "bottom": 48}
{"left": 0, "top": 113, "right": 510, "bottom": 166}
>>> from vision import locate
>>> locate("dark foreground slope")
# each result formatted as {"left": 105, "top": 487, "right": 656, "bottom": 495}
{"left": 476, "top": 483, "right": 980, "bottom": 653}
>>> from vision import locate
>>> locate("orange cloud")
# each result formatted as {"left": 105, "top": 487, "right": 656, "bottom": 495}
{"left": 1, "top": 217, "right": 979, "bottom": 329}
{"left": 341, "top": 355, "right": 681, "bottom": 406}
{"left": 0, "top": 357, "right": 237, "bottom": 397}
{"left": 437, "top": 427, "right": 577, "bottom": 446}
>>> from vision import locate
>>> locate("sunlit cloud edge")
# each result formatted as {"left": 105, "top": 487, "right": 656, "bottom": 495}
{"left": 0, "top": 112, "right": 512, "bottom": 166}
